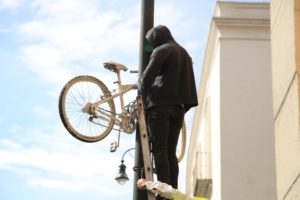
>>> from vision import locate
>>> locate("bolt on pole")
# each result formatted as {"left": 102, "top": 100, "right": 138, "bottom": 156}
{"left": 133, "top": 0, "right": 154, "bottom": 200}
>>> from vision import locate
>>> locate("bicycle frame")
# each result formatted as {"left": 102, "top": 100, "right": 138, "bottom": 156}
{"left": 94, "top": 69, "right": 138, "bottom": 128}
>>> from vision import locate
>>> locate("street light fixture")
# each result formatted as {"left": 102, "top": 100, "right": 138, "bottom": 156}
{"left": 115, "top": 160, "right": 129, "bottom": 185}
{"left": 115, "top": 148, "right": 135, "bottom": 185}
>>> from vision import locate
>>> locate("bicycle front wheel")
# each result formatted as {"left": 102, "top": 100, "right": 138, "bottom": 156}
{"left": 59, "top": 75, "right": 116, "bottom": 142}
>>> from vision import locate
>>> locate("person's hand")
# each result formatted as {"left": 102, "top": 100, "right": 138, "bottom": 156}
{"left": 137, "top": 178, "right": 150, "bottom": 189}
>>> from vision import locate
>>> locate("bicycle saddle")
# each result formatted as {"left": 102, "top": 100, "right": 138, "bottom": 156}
{"left": 103, "top": 61, "right": 128, "bottom": 72}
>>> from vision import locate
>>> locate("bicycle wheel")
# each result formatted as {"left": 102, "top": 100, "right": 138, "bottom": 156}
{"left": 177, "top": 120, "right": 186, "bottom": 163}
{"left": 59, "top": 75, "right": 116, "bottom": 142}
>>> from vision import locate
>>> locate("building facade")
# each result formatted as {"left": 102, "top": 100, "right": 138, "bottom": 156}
{"left": 186, "top": 2, "right": 277, "bottom": 200}
{"left": 271, "top": 0, "right": 300, "bottom": 199}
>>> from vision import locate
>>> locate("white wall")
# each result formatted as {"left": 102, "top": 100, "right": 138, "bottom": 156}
{"left": 220, "top": 38, "right": 276, "bottom": 200}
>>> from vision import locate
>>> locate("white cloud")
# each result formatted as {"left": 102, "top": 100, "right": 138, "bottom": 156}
{"left": 26, "top": 178, "right": 98, "bottom": 191}
{"left": 7, "top": 123, "right": 23, "bottom": 134}
{"left": 155, "top": 2, "right": 184, "bottom": 27}
{"left": 0, "top": 28, "right": 11, "bottom": 33}
{"left": 0, "top": 139, "right": 22, "bottom": 150}
{"left": 30, "top": 0, "right": 100, "bottom": 20}
{"left": 17, "top": 0, "right": 140, "bottom": 86}
{"left": 0, "top": 136, "right": 134, "bottom": 191}
{"left": 33, "top": 105, "right": 55, "bottom": 119}
{"left": 26, "top": 177, "right": 132, "bottom": 198}
{"left": 20, "top": 45, "right": 74, "bottom": 84}
{"left": 0, "top": 0, "right": 20, "bottom": 10}
{"left": 0, "top": 118, "right": 136, "bottom": 193}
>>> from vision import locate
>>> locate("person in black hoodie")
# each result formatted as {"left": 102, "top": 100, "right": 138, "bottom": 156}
{"left": 140, "top": 25, "right": 198, "bottom": 200}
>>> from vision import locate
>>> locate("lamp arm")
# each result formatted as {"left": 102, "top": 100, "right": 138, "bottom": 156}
{"left": 121, "top": 148, "right": 135, "bottom": 161}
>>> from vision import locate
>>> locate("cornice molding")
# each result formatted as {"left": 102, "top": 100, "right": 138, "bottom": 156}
{"left": 213, "top": 17, "right": 270, "bottom": 28}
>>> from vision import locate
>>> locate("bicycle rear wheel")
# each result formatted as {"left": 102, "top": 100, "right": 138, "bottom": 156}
{"left": 59, "top": 75, "right": 116, "bottom": 142}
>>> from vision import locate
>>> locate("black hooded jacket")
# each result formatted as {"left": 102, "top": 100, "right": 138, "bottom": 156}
{"left": 140, "top": 25, "right": 198, "bottom": 112}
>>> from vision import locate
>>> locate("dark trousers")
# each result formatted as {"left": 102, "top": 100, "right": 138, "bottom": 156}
{"left": 146, "top": 105, "right": 184, "bottom": 192}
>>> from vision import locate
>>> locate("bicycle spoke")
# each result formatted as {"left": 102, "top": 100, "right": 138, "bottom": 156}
{"left": 67, "top": 90, "right": 84, "bottom": 107}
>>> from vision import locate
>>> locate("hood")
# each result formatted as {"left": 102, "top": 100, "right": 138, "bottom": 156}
{"left": 145, "top": 25, "right": 175, "bottom": 48}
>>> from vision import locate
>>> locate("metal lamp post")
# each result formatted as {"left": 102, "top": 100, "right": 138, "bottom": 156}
{"left": 134, "top": 0, "right": 154, "bottom": 200}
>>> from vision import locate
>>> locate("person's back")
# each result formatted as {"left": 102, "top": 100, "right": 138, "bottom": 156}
{"left": 141, "top": 25, "right": 198, "bottom": 111}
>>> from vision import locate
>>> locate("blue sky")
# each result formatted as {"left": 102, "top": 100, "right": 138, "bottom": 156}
{"left": 0, "top": 0, "right": 218, "bottom": 199}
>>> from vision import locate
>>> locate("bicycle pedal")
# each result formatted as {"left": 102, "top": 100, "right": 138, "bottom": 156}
{"left": 110, "top": 141, "right": 119, "bottom": 152}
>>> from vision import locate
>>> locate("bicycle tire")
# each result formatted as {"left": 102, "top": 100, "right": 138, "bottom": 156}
{"left": 177, "top": 120, "right": 186, "bottom": 163}
{"left": 59, "top": 75, "right": 116, "bottom": 142}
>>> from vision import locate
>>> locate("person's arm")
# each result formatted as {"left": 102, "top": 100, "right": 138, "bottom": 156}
{"left": 140, "top": 48, "right": 169, "bottom": 91}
